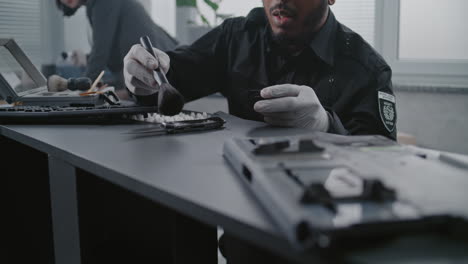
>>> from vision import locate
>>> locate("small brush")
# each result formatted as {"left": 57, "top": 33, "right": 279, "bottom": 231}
{"left": 47, "top": 75, "right": 92, "bottom": 92}
{"left": 140, "top": 36, "right": 184, "bottom": 116}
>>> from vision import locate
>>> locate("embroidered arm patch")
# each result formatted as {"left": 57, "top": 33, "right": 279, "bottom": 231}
{"left": 378, "top": 91, "right": 396, "bottom": 133}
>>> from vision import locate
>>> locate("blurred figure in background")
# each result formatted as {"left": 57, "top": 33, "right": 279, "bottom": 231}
{"left": 56, "top": 0, "right": 178, "bottom": 90}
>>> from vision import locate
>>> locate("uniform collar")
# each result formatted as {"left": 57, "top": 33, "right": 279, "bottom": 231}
{"left": 309, "top": 10, "right": 337, "bottom": 67}
{"left": 263, "top": 9, "right": 338, "bottom": 67}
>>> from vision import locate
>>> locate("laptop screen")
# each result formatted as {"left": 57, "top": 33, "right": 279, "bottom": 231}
{"left": 0, "top": 45, "right": 41, "bottom": 95}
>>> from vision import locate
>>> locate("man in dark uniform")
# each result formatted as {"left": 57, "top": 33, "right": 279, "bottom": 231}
{"left": 124, "top": 0, "right": 397, "bottom": 262}
{"left": 124, "top": 0, "right": 397, "bottom": 140}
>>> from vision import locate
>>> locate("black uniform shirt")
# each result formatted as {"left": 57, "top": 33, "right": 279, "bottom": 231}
{"left": 162, "top": 8, "right": 397, "bottom": 139}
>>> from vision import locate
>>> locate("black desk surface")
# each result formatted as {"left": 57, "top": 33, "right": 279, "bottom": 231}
{"left": 0, "top": 104, "right": 312, "bottom": 258}
{"left": 2, "top": 98, "right": 467, "bottom": 263}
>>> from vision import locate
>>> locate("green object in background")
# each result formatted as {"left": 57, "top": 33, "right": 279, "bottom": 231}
{"left": 203, "top": 0, "right": 219, "bottom": 11}
{"left": 176, "top": 0, "right": 197, "bottom": 7}
{"left": 178, "top": 0, "right": 230, "bottom": 27}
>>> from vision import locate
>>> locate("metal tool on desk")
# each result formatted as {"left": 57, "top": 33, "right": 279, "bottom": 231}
{"left": 126, "top": 111, "right": 226, "bottom": 135}
{"left": 47, "top": 75, "right": 92, "bottom": 92}
{"left": 140, "top": 36, "right": 185, "bottom": 116}
{"left": 223, "top": 134, "right": 468, "bottom": 251}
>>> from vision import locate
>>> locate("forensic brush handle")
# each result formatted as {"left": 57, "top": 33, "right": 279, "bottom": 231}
{"left": 153, "top": 66, "right": 169, "bottom": 86}
{"left": 140, "top": 36, "right": 170, "bottom": 85}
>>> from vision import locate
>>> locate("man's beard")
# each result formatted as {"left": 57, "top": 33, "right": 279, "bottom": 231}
{"left": 270, "top": 0, "right": 329, "bottom": 51}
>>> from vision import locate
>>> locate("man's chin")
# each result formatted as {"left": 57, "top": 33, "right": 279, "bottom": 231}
{"left": 272, "top": 31, "right": 299, "bottom": 46}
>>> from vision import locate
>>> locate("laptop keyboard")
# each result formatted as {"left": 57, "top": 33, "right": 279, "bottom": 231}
{"left": 0, "top": 104, "right": 225, "bottom": 134}
{"left": 0, "top": 104, "right": 158, "bottom": 120}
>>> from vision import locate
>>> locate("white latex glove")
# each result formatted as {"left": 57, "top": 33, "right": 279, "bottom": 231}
{"left": 254, "top": 84, "right": 330, "bottom": 132}
{"left": 123, "top": 44, "right": 171, "bottom": 96}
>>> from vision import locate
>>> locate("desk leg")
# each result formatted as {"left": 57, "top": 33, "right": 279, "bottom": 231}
{"left": 48, "top": 156, "right": 82, "bottom": 264}
{"left": 172, "top": 212, "right": 218, "bottom": 264}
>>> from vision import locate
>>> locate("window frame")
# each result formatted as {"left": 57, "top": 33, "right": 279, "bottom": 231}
{"left": 374, "top": 0, "right": 468, "bottom": 87}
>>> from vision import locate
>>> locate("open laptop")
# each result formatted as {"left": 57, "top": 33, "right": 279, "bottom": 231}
{"left": 0, "top": 39, "right": 227, "bottom": 132}
{"left": 0, "top": 38, "right": 164, "bottom": 122}
{"left": 0, "top": 38, "right": 101, "bottom": 106}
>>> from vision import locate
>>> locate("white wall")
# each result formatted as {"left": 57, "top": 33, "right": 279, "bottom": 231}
{"left": 152, "top": 0, "right": 262, "bottom": 35}
{"left": 395, "top": 89, "right": 468, "bottom": 154}
{"left": 41, "top": 0, "right": 65, "bottom": 65}
{"left": 331, "top": 0, "right": 375, "bottom": 47}
{"left": 198, "top": 0, "right": 262, "bottom": 24}
{"left": 399, "top": 0, "right": 468, "bottom": 60}
{"left": 152, "top": 0, "right": 177, "bottom": 37}
{"left": 63, "top": 7, "right": 92, "bottom": 54}
{"left": 217, "top": 0, "right": 262, "bottom": 17}
{"left": 160, "top": 0, "right": 376, "bottom": 45}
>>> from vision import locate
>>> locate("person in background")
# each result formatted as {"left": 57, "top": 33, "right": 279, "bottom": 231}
{"left": 56, "top": 0, "right": 178, "bottom": 90}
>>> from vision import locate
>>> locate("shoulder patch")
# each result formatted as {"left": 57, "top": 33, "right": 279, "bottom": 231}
{"left": 378, "top": 91, "right": 396, "bottom": 133}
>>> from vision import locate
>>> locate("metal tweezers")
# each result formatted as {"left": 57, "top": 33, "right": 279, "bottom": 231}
{"left": 126, "top": 116, "right": 226, "bottom": 135}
